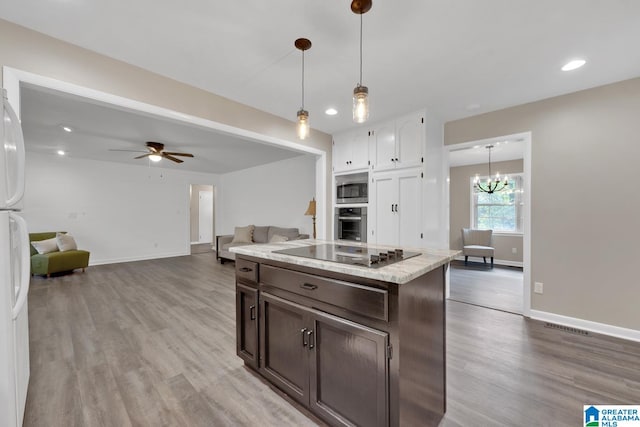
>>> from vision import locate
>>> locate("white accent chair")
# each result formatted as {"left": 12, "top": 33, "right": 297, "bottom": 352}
{"left": 462, "top": 228, "right": 494, "bottom": 268}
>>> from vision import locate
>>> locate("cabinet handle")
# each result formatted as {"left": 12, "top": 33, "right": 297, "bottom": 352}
{"left": 390, "top": 157, "right": 395, "bottom": 162}
{"left": 300, "top": 283, "right": 318, "bottom": 291}
{"left": 395, "top": 204, "right": 398, "bottom": 212}
{"left": 391, "top": 204, "right": 394, "bottom": 212}
{"left": 239, "top": 267, "right": 252, "bottom": 273}
{"left": 301, "top": 328, "right": 308, "bottom": 347}
{"left": 395, "top": 157, "right": 398, "bottom": 162}
{"left": 306, "top": 330, "right": 315, "bottom": 349}
{"left": 249, "top": 305, "right": 256, "bottom": 320}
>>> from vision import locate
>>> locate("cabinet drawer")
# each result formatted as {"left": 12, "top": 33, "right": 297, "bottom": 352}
{"left": 261, "top": 265, "right": 388, "bottom": 321}
{"left": 236, "top": 258, "right": 258, "bottom": 284}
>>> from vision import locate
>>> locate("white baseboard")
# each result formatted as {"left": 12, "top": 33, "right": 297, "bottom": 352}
{"left": 89, "top": 251, "right": 189, "bottom": 266}
{"left": 453, "top": 255, "right": 523, "bottom": 268}
{"left": 529, "top": 310, "right": 640, "bottom": 343}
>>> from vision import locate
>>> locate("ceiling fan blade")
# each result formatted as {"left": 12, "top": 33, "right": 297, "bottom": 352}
{"left": 163, "top": 152, "right": 194, "bottom": 157}
{"left": 134, "top": 153, "right": 152, "bottom": 159}
{"left": 163, "top": 154, "right": 184, "bottom": 163}
{"left": 108, "top": 149, "right": 148, "bottom": 153}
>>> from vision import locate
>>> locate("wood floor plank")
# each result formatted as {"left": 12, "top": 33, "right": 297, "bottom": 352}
{"left": 449, "top": 261, "right": 523, "bottom": 313}
{"left": 24, "top": 252, "right": 640, "bottom": 427}
{"left": 77, "top": 358, "right": 133, "bottom": 427}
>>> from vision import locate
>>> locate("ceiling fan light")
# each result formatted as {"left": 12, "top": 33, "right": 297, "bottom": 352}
{"left": 149, "top": 154, "right": 162, "bottom": 162}
{"left": 297, "top": 109, "right": 310, "bottom": 140}
{"left": 353, "top": 85, "right": 369, "bottom": 123}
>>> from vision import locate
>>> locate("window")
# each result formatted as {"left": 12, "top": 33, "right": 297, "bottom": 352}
{"left": 471, "top": 174, "right": 523, "bottom": 233}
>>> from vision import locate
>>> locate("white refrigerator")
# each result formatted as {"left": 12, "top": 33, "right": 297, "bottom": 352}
{"left": 1, "top": 88, "right": 30, "bottom": 427}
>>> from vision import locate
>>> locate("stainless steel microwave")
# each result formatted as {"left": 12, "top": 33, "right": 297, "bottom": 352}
{"left": 336, "top": 172, "right": 368, "bottom": 204}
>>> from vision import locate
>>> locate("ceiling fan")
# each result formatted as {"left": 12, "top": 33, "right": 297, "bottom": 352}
{"left": 112, "top": 141, "right": 194, "bottom": 163}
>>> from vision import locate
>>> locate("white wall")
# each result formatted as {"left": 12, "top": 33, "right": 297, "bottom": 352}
{"left": 24, "top": 152, "right": 220, "bottom": 265}
{"left": 217, "top": 155, "right": 316, "bottom": 238}
{"left": 423, "top": 112, "right": 448, "bottom": 249}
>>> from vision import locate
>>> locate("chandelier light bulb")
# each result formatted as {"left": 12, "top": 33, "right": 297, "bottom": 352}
{"left": 297, "top": 109, "right": 309, "bottom": 140}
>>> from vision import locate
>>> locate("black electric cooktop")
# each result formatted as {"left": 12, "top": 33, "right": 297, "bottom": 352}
{"left": 273, "top": 244, "right": 420, "bottom": 268}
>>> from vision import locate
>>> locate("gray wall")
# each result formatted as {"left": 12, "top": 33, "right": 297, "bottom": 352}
{"left": 445, "top": 77, "right": 640, "bottom": 331}
{"left": 450, "top": 159, "right": 523, "bottom": 263}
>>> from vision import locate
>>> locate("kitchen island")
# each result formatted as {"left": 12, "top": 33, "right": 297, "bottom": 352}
{"left": 231, "top": 240, "right": 458, "bottom": 427}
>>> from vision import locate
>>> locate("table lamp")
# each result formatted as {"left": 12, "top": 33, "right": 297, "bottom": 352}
{"left": 304, "top": 198, "right": 317, "bottom": 239}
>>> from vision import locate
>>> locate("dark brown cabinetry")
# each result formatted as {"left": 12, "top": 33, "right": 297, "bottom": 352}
{"left": 236, "top": 283, "right": 259, "bottom": 368}
{"left": 235, "top": 255, "right": 446, "bottom": 427}
{"left": 260, "top": 292, "right": 389, "bottom": 427}
{"left": 235, "top": 258, "right": 260, "bottom": 369}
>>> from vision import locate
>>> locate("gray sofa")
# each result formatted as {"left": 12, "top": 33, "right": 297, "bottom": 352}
{"left": 216, "top": 225, "right": 309, "bottom": 263}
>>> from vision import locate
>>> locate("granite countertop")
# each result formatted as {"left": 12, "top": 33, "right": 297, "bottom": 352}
{"left": 230, "top": 239, "right": 460, "bottom": 285}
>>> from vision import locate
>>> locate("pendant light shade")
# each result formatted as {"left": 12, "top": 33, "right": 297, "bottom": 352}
{"left": 352, "top": 0, "right": 372, "bottom": 123}
{"left": 295, "top": 38, "right": 312, "bottom": 140}
{"left": 353, "top": 85, "right": 369, "bottom": 123}
{"left": 297, "top": 109, "right": 309, "bottom": 140}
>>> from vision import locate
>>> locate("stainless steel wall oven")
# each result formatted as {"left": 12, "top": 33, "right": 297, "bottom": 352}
{"left": 335, "top": 207, "right": 367, "bottom": 242}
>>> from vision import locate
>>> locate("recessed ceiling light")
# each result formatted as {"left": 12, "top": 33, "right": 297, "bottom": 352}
{"left": 325, "top": 108, "right": 338, "bottom": 116}
{"left": 561, "top": 59, "right": 586, "bottom": 71}
{"left": 61, "top": 125, "right": 73, "bottom": 132}
{"left": 57, "top": 150, "right": 65, "bottom": 156}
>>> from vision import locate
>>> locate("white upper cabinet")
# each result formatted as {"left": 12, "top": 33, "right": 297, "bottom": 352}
{"left": 371, "top": 111, "right": 424, "bottom": 172}
{"left": 332, "top": 128, "right": 369, "bottom": 173}
{"left": 371, "top": 121, "right": 396, "bottom": 172}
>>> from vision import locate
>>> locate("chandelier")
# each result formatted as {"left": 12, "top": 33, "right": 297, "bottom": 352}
{"left": 474, "top": 145, "right": 509, "bottom": 194}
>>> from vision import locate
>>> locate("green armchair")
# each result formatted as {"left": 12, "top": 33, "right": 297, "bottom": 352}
{"left": 29, "top": 232, "right": 90, "bottom": 277}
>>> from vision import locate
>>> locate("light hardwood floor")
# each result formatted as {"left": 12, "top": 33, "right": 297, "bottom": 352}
{"left": 449, "top": 261, "right": 524, "bottom": 314}
{"left": 25, "top": 253, "right": 640, "bottom": 427}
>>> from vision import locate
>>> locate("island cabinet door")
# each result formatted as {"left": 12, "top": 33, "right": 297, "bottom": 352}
{"left": 236, "top": 283, "right": 259, "bottom": 369}
{"left": 309, "top": 311, "right": 390, "bottom": 427}
{"left": 259, "top": 293, "right": 310, "bottom": 406}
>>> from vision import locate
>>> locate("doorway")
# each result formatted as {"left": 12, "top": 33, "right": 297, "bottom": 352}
{"left": 190, "top": 184, "right": 215, "bottom": 254}
{"left": 445, "top": 132, "right": 531, "bottom": 315}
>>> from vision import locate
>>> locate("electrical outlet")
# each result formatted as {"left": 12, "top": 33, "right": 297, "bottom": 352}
{"left": 534, "top": 282, "right": 544, "bottom": 294}
{"left": 512, "top": 247, "right": 517, "bottom": 254}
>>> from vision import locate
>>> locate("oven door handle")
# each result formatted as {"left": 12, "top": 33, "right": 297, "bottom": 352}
{"left": 338, "top": 216, "right": 361, "bottom": 220}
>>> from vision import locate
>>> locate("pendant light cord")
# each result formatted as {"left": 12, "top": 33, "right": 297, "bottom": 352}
{"left": 359, "top": 13, "right": 363, "bottom": 85}
{"left": 301, "top": 49, "right": 305, "bottom": 109}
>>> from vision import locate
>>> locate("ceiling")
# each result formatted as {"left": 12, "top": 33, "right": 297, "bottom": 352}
{"left": 449, "top": 139, "right": 524, "bottom": 168}
{"left": 20, "top": 85, "right": 304, "bottom": 174}
{"left": 2, "top": 1, "right": 640, "bottom": 136}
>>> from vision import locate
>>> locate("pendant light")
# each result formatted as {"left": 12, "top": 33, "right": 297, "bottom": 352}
{"left": 295, "top": 38, "right": 312, "bottom": 140}
{"left": 351, "top": 0, "right": 372, "bottom": 123}
{"left": 474, "top": 145, "right": 509, "bottom": 194}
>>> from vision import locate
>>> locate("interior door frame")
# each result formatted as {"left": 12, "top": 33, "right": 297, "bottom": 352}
{"left": 443, "top": 131, "right": 532, "bottom": 317}
{"left": 2, "top": 66, "right": 329, "bottom": 250}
